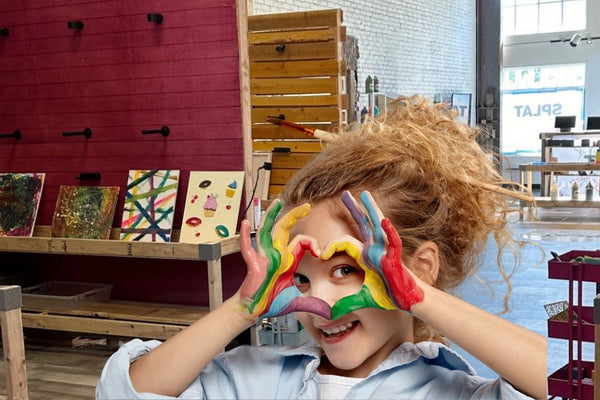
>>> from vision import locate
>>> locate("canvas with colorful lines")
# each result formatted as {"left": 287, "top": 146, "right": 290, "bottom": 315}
{"left": 120, "top": 170, "right": 180, "bottom": 242}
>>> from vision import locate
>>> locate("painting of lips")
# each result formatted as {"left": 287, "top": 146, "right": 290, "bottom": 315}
{"left": 185, "top": 217, "right": 202, "bottom": 227}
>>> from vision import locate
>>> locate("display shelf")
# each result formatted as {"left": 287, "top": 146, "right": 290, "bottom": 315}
{"left": 518, "top": 163, "right": 600, "bottom": 212}
{"left": 0, "top": 227, "right": 240, "bottom": 261}
{"left": 0, "top": 226, "right": 241, "bottom": 339}
{"left": 548, "top": 250, "right": 600, "bottom": 400}
{"left": 530, "top": 197, "right": 600, "bottom": 208}
{"left": 539, "top": 131, "right": 600, "bottom": 195}
{"left": 21, "top": 300, "right": 208, "bottom": 340}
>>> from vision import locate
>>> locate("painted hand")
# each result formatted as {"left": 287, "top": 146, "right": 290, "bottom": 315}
{"left": 239, "top": 200, "right": 331, "bottom": 319}
{"left": 330, "top": 191, "right": 424, "bottom": 319}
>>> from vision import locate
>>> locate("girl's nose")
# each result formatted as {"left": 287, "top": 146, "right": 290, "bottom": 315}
{"left": 306, "top": 281, "right": 345, "bottom": 308}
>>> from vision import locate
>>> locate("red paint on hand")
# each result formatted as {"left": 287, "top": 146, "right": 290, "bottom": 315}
{"left": 380, "top": 218, "right": 424, "bottom": 310}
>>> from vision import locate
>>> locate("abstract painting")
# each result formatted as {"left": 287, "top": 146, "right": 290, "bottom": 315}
{"left": 0, "top": 173, "right": 45, "bottom": 237}
{"left": 51, "top": 186, "right": 120, "bottom": 239}
{"left": 120, "top": 170, "right": 180, "bottom": 242}
{"left": 180, "top": 171, "right": 244, "bottom": 243}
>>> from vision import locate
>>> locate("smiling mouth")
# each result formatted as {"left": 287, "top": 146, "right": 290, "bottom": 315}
{"left": 321, "top": 321, "right": 359, "bottom": 338}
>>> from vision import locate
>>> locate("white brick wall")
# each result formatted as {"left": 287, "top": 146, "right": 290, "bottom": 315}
{"left": 251, "top": 0, "right": 476, "bottom": 101}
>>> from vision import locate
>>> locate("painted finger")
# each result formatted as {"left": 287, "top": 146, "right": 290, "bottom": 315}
{"left": 263, "top": 287, "right": 332, "bottom": 320}
{"left": 258, "top": 200, "right": 282, "bottom": 256}
{"left": 341, "top": 191, "right": 371, "bottom": 243}
{"left": 381, "top": 218, "right": 402, "bottom": 256}
{"left": 360, "top": 191, "right": 386, "bottom": 244}
{"left": 380, "top": 219, "right": 424, "bottom": 311}
{"left": 320, "top": 235, "right": 363, "bottom": 261}
{"left": 239, "top": 219, "right": 257, "bottom": 267}
{"left": 289, "top": 234, "right": 321, "bottom": 263}
{"left": 272, "top": 203, "right": 311, "bottom": 254}
{"left": 330, "top": 285, "right": 383, "bottom": 320}
{"left": 239, "top": 220, "right": 268, "bottom": 300}
{"left": 360, "top": 191, "right": 387, "bottom": 265}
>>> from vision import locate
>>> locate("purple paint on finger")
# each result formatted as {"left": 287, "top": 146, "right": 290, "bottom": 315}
{"left": 341, "top": 191, "right": 370, "bottom": 242}
{"left": 280, "top": 296, "right": 332, "bottom": 320}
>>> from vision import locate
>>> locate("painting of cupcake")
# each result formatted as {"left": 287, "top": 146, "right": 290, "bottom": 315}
{"left": 226, "top": 180, "right": 237, "bottom": 198}
{"left": 203, "top": 193, "right": 218, "bottom": 217}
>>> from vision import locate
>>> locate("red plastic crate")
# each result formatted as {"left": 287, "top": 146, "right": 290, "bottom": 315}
{"left": 547, "top": 305, "right": 595, "bottom": 342}
{"left": 548, "top": 361, "right": 594, "bottom": 400}
{"left": 548, "top": 250, "right": 600, "bottom": 282}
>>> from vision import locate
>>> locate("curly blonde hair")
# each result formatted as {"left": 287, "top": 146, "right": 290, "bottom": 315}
{"left": 280, "top": 95, "right": 533, "bottom": 343}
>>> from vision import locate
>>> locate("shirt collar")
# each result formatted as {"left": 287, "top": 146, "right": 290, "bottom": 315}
{"left": 268, "top": 340, "right": 476, "bottom": 377}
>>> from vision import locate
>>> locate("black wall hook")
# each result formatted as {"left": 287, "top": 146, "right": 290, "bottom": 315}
{"left": 267, "top": 114, "right": 285, "bottom": 120}
{"left": 76, "top": 172, "right": 101, "bottom": 180}
{"left": 67, "top": 20, "right": 84, "bottom": 30}
{"left": 0, "top": 130, "right": 21, "bottom": 140}
{"left": 62, "top": 127, "right": 92, "bottom": 138}
{"left": 147, "top": 13, "right": 163, "bottom": 24}
{"left": 275, "top": 44, "right": 286, "bottom": 52}
{"left": 0, "top": 28, "right": 8, "bottom": 37}
{"left": 141, "top": 126, "right": 170, "bottom": 137}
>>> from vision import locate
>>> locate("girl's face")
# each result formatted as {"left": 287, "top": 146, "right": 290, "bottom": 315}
{"left": 290, "top": 199, "right": 414, "bottom": 378}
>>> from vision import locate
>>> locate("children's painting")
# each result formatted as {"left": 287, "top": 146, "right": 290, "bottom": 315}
{"left": 180, "top": 171, "right": 244, "bottom": 243}
{"left": 0, "top": 173, "right": 45, "bottom": 237}
{"left": 51, "top": 186, "right": 120, "bottom": 239}
{"left": 120, "top": 170, "right": 180, "bottom": 242}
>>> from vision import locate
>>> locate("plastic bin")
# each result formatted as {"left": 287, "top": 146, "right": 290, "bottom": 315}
{"left": 22, "top": 281, "right": 112, "bottom": 310}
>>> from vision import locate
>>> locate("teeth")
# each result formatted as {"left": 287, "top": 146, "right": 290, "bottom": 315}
{"left": 322, "top": 322, "right": 355, "bottom": 336}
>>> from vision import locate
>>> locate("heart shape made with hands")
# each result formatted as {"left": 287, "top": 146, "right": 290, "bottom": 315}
{"left": 240, "top": 192, "right": 423, "bottom": 321}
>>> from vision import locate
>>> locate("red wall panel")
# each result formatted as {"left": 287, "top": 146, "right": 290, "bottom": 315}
{"left": 0, "top": 0, "right": 245, "bottom": 305}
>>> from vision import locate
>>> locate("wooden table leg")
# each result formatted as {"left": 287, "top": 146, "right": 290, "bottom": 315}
{"left": 0, "top": 285, "right": 28, "bottom": 400}
{"left": 207, "top": 259, "right": 223, "bottom": 311}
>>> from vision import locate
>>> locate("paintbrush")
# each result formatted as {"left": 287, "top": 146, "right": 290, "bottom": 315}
{"left": 265, "top": 116, "right": 337, "bottom": 142}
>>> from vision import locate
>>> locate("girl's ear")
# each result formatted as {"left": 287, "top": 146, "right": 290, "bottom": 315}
{"left": 411, "top": 241, "right": 439, "bottom": 286}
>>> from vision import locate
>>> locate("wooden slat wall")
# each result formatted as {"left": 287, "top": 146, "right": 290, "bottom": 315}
{"left": 248, "top": 9, "right": 346, "bottom": 198}
{"left": 0, "top": 0, "right": 247, "bottom": 306}
{"left": 0, "top": 0, "right": 243, "bottom": 227}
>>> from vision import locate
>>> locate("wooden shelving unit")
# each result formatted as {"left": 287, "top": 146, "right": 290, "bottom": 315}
{"left": 518, "top": 162, "right": 600, "bottom": 213}
{"left": 0, "top": 227, "right": 241, "bottom": 340}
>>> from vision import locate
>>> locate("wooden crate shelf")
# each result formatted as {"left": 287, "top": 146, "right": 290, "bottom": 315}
{"left": 0, "top": 227, "right": 240, "bottom": 339}
{"left": 20, "top": 301, "right": 208, "bottom": 340}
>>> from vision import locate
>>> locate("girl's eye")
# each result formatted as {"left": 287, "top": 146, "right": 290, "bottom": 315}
{"left": 293, "top": 273, "right": 310, "bottom": 293}
{"left": 331, "top": 265, "right": 357, "bottom": 279}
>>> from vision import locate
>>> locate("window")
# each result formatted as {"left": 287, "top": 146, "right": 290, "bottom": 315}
{"left": 500, "top": 64, "right": 585, "bottom": 155}
{"left": 501, "top": 0, "right": 586, "bottom": 36}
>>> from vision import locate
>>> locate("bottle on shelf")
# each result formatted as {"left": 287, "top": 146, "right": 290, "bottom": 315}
{"left": 571, "top": 181, "right": 579, "bottom": 200}
{"left": 365, "top": 75, "right": 373, "bottom": 93}
{"left": 550, "top": 173, "right": 559, "bottom": 201}
{"left": 586, "top": 181, "right": 594, "bottom": 201}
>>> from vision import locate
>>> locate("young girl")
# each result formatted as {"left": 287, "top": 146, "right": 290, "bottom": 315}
{"left": 96, "top": 96, "right": 546, "bottom": 399}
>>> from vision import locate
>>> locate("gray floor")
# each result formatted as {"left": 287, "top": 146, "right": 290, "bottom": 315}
{"left": 451, "top": 206, "right": 600, "bottom": 379}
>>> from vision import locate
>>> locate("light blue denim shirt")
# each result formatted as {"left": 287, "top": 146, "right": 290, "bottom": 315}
{"left": 96, "top": 339, "right": 533, "bottom": 399}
